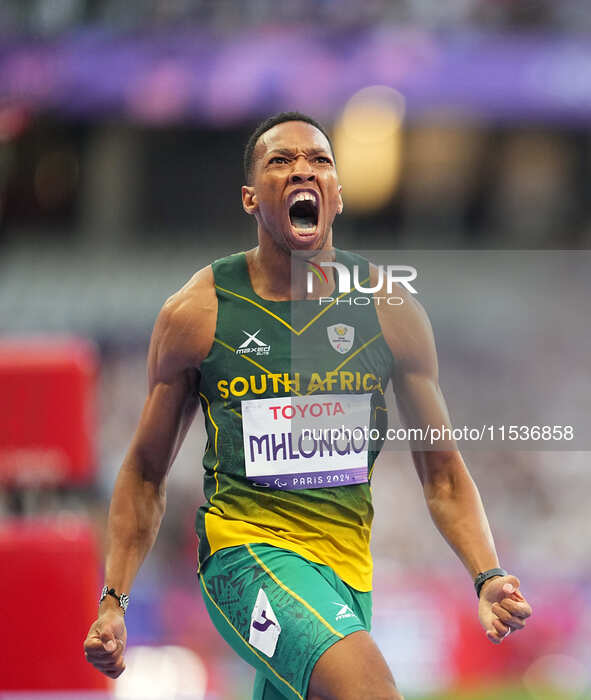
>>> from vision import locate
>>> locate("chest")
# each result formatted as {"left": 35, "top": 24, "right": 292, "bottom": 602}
{"left": 201, "top": 294, "right": 393, "bottom": 403}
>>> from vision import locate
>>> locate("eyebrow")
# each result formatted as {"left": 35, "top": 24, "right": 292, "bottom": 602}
{"left": 266, "top": 147, "right": 332, "bottom": 158}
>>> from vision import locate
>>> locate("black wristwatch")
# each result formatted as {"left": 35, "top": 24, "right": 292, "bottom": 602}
{"left": 474, "top": 568, "right": 507, "bottom": 598}
{"left": 99, "top": 585, "right": 130, "bottom": 614}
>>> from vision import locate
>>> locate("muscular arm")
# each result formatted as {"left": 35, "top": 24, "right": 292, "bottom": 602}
{"left": 382, "top": 295, "right": 499, "bottom": 578}
{"left": 103, "top": 306, "right": 199, "bottom": 599}
{"left": 102, "top": 268, "right": 217, "bottom": 600}
{"left": 377, "top": 284, "right": 531, "bottom": 642}
{"left": 85, "top": 268, "right": 216, "bottom": 676}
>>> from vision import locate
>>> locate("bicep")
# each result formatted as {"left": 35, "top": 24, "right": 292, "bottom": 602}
{"left": 389, "top": 298, "right": 449, "bottom": 427}
{"left": 387, "top": 299, "right": 462, "bottom": 485}
{"left": 126, "top": 303, "right": 199, "bottom": 483}
{"left": 378, "top": 296, "right": 454, "bottom": 462}
{"left": 128, "top": 374, "right": 198, "bottom": 483}
{"left": 394, "top": 370, "right": 452, "bottom": 432}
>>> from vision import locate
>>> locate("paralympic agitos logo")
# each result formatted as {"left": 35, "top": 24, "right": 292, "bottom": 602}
{"left": 306, "top": 261, "right": 418, "bottom": 306}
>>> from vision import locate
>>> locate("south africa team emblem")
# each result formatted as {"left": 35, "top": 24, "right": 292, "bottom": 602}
{"left": 327, "top": 324, "right": 355, "bottom": 354}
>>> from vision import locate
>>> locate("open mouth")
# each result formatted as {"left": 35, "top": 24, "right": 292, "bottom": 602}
{"left": 288, "top": 192, "right": 319, "bottom": 233}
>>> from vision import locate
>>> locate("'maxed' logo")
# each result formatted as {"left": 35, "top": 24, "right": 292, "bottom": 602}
{"left": 236, "top": 329, "right": 271, "bottom": 356}
{"left": 307, "top": 262, "right": 418, "bottom": 295}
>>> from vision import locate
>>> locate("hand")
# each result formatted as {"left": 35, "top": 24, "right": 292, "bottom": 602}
{"left": 83, "top": 609, "right": 127, "bottom": 679}
{"left": 478, "top": 574, "right": 532, "bottom": 644}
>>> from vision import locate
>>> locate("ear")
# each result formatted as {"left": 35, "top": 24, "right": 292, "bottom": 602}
{"left": 242, "top": 185, "right": 258, "bottom": 215}
{"left": 337, "top": 185, "right": 344, "bottom": 215}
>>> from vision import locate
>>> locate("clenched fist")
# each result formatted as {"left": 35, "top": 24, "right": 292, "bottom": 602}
{"left": 84, "top": 609, "right": 127, "bottom": 679}
{"left": 478, "top": 574, "right": 532, "bottom": 644}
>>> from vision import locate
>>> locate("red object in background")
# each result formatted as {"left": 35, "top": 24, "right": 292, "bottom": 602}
{"left": 0, "top": 517, "right": 109, "bottom": 691}
{"left": 450, "top": 600, "right": 550, "bottom": 683}
{"left": 0, "top": 337, "right": 98, "bottom": 486}
{"left": 451, "top": 607, "right": 519, "bottom": 680}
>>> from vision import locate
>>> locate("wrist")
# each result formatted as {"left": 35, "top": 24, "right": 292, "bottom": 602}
{"left": 99, "top": 585, "right": 129, "bottom": 615}
{"left": 478, "top": 576, "right": 501, "bottom": 598}
{"left": 474, "top": 567, "right": 507, "bottom": 598}
{"left": 98, "top": 595, "right": 126, "bottom": 616}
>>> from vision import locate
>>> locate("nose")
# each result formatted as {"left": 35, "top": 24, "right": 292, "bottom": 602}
{"left": 289, "top": 156, "right": 316, "bottom": 184}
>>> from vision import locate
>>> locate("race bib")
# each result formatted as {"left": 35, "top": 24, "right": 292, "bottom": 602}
{"left": 241, "top": 393, "right": 371, "bottom": 490}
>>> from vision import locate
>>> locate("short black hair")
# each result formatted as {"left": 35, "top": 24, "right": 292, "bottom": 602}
{"left": 243, "top": 111, "right": 333, "bottom": 183}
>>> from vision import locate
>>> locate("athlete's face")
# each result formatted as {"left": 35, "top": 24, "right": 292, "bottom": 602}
{"left": 242, "top": 121, "right": 343, "bottom": 252}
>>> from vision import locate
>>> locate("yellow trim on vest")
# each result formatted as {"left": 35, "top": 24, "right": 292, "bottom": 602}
{"left": 199, "top": 392, "right": 220, "bottom": 495}
{"left": 214, "top": 275, "right": 371, "bottom": 337}
{"left": 212, "top": 337, "right": 237, "bottom": 353}
{"left": 332, "top": 331, "right": 383, "bottom": 373}
{"left": 215, "top": 284, "right": 295, "bottom": 331}
{"left": 200, "top": 573, "right": 303, "bottom": 700}
{"left": 304, "top": 332, "right": 384, "bottom": 396}
{"left": 374, "top": 405, "right": 388, "bottom": 420}
{"left": 245, "top": 543, "right": 344, "bottom": 639}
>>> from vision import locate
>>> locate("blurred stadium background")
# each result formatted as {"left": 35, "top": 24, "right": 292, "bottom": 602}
{"left": 1, "top": 1, "right": 590, "bottom": 699}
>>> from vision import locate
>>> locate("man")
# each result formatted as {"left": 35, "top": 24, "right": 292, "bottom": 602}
{"left": 84, "top": 112, "right": 532, "bottom": 699}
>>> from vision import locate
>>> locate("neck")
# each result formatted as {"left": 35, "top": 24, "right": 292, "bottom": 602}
{"left": 248, "top": 231, "right": 335, "bottom": 300}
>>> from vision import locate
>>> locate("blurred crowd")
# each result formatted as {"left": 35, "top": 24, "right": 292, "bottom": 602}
{"left": 1, "top": 0, "right": 591, "bottom": 34}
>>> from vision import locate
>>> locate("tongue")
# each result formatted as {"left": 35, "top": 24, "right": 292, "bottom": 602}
{"left": 291, "top": 215, "right": 316, "bottom": 230}
{"left": 289, "top": 201, "right": 317, "bottom": 231}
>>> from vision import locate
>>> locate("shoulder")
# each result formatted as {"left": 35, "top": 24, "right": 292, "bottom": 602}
{"left": 369, "top": 262, "right": 437, "bottom": 376}
{"left": 161, "top": 264, "right": 216, "bottom": 322}
{"left": 152, "top": 264, "right": 217, "bottom": 376}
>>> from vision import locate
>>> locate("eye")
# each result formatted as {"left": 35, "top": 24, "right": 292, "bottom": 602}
{"left": 269, "top": 156, "right": 289, "bottom": 164}
{"left": 315, "top": 156, "right": 332, "bottom": 164}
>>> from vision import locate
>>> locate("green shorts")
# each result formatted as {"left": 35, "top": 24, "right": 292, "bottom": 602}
{"left": 199, "top": 543, "right": 372, "bottom": 699}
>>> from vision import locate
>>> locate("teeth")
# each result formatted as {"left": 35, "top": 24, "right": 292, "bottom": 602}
{"left": 289, "top": 191, "right": 318, "bottom": 207}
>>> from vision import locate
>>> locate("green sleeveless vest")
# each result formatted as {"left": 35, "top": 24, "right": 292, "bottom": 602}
{"left": 195, "top": 250, "right": 393, "bottom": 591}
